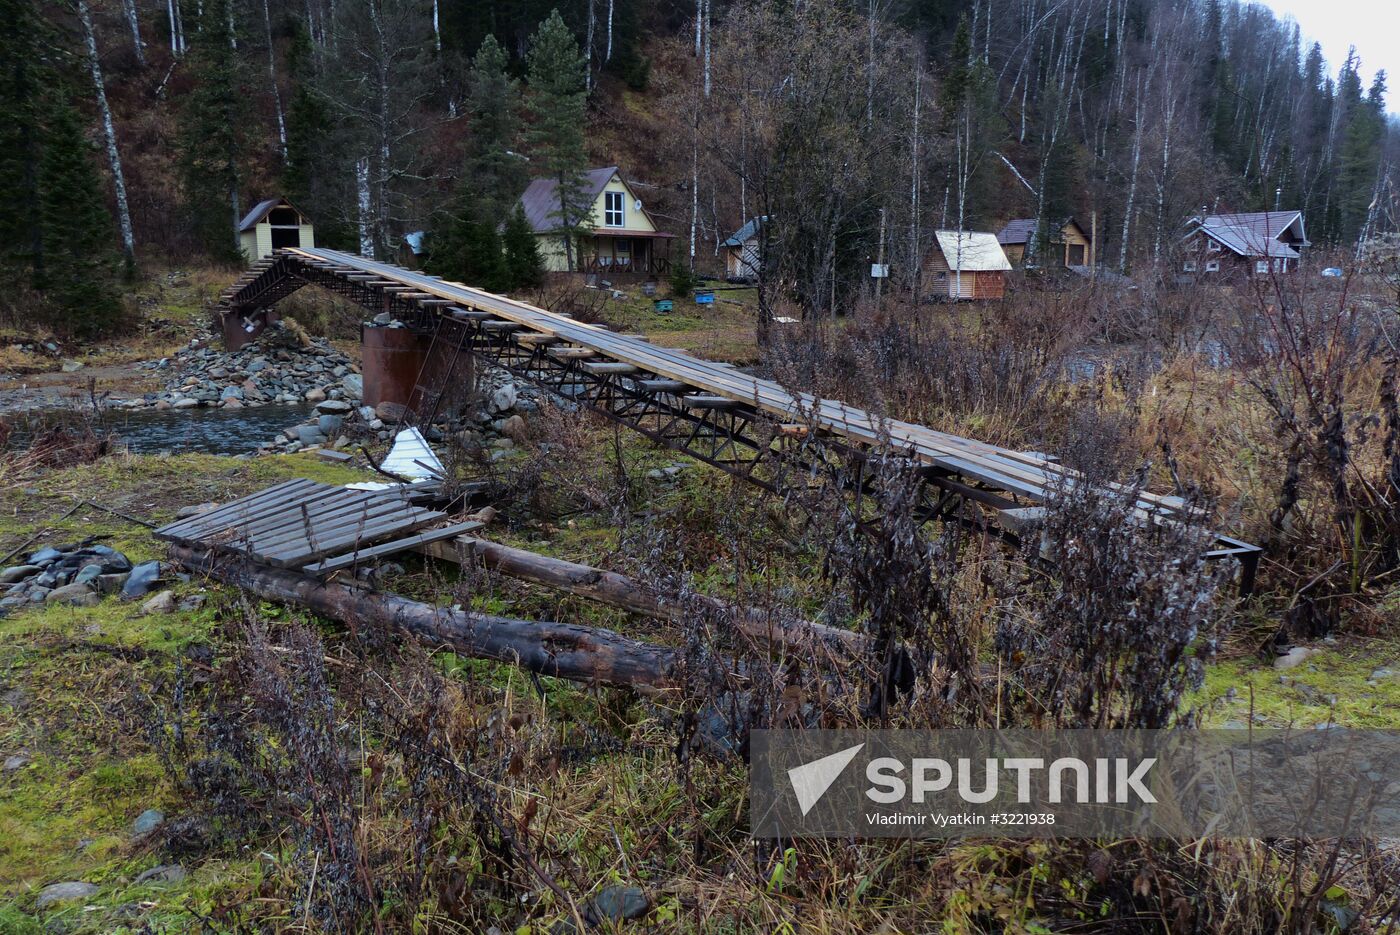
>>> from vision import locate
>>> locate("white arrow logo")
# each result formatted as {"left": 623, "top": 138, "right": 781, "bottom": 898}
{"left": 787, "top": 743, "right": 865, "bottom": 816}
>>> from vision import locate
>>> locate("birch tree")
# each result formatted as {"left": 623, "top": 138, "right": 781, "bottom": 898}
{"left": 75, "top": 0, "right": 136, "bottom": 269}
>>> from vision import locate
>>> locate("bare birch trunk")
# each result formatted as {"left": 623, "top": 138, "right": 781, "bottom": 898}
{"left": 1119, "top": 74, "right": 1146, "bottom": 273}
{"left": 77, "top": 0, "right": 136, "bottom": 269}
{"left": 357, "top": 157, "right": 373, "bottom": 256}
{"left": 260, "top": 0, "right": 287, "bottom": 159}
{"left": 121, "top": 0, "right": 145, "bottom": 65}
{"left": 702, "top": 0, "right": 711, "bottom": 97}
{"left": 605, "top": 0, "right": 613, "bottom": 61}
{"left": 584, "top": 0, "right": 594, "bottom": 92}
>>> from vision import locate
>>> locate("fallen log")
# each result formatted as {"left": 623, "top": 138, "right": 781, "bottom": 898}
{"left": 169, "top": 545, "right": 687, "bottom": 693}
{"left": 417, "top": 535, "right": 867, "bottom": 657}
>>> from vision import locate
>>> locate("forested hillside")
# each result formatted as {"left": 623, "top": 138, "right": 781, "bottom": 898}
{"left": 2, "top": 0, "right": 1398, "bottom": 332}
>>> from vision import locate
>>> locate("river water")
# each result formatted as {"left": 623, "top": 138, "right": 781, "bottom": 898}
{"left": 4, "top": 403, "right": 314, "bottom": 456}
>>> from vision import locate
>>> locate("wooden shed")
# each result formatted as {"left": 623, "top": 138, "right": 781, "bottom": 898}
{"left": 922, "top": 230, "right": 1012, "bottom": 300}
{"left": 996, "top": 217, "right": 1094, "bottom": 269}
{"left": 238, "top": 197, "right": 315, "bottom": 264}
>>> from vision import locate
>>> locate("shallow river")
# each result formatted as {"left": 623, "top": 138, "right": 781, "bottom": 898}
{"left": 6, "top": 403, "right": 314, "bottom": 456}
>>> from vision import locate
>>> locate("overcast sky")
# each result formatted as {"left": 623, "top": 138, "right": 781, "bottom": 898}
{"left": 1250, "top": 0, "right": 1399, "bottom": 115}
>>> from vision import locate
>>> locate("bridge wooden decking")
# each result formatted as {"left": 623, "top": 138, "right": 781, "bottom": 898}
{"left": 221, "top": 246, "right": 1262, "bottom": 593}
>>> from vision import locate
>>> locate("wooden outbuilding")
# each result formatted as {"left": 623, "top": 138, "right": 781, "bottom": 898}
{"left": 722, "top": 216, "right": 766, "bottom": 281}
{"left": 238, "top": 197, "right": 314, "bottom": 263}
{"left": 922, "top": 230, "right": 1012, "bottom": 300}
{"left": 996, "top": 217, "right": 1094, "bottom": 269}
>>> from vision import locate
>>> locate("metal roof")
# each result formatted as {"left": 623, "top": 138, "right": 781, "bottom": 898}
{"left": 723, "top": 216, "right": 767, "bottom": 247}
{"left": 996, "top": 218, "right": 1038, "bottom": 245}
{"left": 933, "top": 230, "right": 1012, "bottom": 271}
{"left": 238, "top": 197, "right": 306, "bottom": 232}
{"left": 518, "top": 167, "right": 621, "bottom": 234}
{"left": 1195, "top": 210, "right": 1307, "bottom": 251}
{"left": 1202, "top": 225, "right": 1301, "bottom": 259}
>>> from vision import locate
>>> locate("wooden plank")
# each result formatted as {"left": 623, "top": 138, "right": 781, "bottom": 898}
{"left": 514, "top": 333, "right": 562, "bottom": 345}
{"left": 239, "top": 494, "right": 427, "bottom": 556}
{"left": 581, "top": 362, "right": 639, "bottom": 375}
{"left": 316, "top": 449, "right": 354, "bottom": 462}
{"left": 303, "top": 521, "right": 484, "bottom": 575}
{"left": 637, "top": 379, "right": 687, "bottom": 392}
{"left": 682, "top": 395, "right": 739, "bottom": 409}
{"left": 547, "top": 347, "right": 596, "bottom": 360}
{"left": 154, "top": 479, "right": 322, "bottom": 539}
{"left": 480, "top": 320, "right": 523, "bottom": 332}
{"left": 221, "top": 490, "right": 386, "bottom": 545}
{"left": 262, "top": 508, "right": 443, "bottom": 567}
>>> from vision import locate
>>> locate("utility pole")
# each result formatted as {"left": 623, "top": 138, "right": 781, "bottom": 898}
{"left": 874, "top": 205, "right": 886, "bottom": 311}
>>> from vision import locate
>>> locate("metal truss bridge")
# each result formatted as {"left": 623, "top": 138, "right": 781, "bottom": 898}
{"left": 221, "top": 247, "right": 1262, "bottom": 594}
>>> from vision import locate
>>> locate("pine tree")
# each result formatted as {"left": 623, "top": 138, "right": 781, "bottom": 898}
{"left": 178, "top": 0, "right": 247, "bottom": 262}
{"left": 0, "top": 0, "right": 48, "bottom": 280}
{"left": 527, "top": 9, "right": 590, "bottom": 271}
{"left": 502, "top": 204, "right": 543, "bottom": 288}
{"left": 38, "top": 97, "right": 122, "bottom": 336}
{"left": 282, "top": 20, "right": 354, "bottom": 249}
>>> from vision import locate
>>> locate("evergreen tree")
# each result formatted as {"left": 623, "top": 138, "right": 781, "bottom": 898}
{"left": 465, "top": 35, "right": 526, "bottom": 219}
{"left": 527, "top": 9, "right": 590, "bottom": 271}
{"left": 178, "top": 0, "right": 247, "bottom": 262}
{"left": 282, "top": 20, "right": 354, "bottom": 249}
{"left": 502, "top": 204, "right": 543, "bottom": 288}
{"left": 38, "top": 97, "right": 122, "bottom": 335}
{"left": 0, "top": 0, "right": 48, "bottom": 280}
{"left": 1336, "top": 62, "right": 1385, "bottom": 242}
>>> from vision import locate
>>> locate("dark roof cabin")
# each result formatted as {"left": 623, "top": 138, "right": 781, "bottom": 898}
{"left": 1181, "top": 210, "right": 1307, "bottom": 276}
{"left": 996, "top": 217, "right": 1093, "bottom": 269}
{"left": 239, "top": 197, "right": 314, "bottom": 263}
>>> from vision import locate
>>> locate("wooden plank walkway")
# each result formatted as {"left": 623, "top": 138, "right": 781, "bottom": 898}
{"left": 290, "top": 248, "right": 1209, "bottom": 525}
{"left": 154, "top": 480, "right": 449, "bottom": 570}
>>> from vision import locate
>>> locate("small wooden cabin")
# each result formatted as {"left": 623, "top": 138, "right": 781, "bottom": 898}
{"left": 238, "top": 197, "right": 314, "bottom": 263}
{"left": 922, "top": 230, "right": 1011, "bottom": 300}
{"left": 722, "top": 217, "right": 766, "bottom": 281}
{"left": 996, "top": 217, "right": 1093, "bottom": 269}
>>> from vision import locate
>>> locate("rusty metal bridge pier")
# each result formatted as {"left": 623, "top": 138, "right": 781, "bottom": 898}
{"left": 218, "top": 247, "right": 1263, "bottom": 595}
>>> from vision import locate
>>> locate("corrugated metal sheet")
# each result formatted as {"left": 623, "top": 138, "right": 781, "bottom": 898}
{"left": 996, "top": 218, "right": 1037, "bottom": 245}
{"left": 933, "top": 230, "right": 1012, "bottom": 271}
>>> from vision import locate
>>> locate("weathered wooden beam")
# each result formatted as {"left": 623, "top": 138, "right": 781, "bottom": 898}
{"left": 581, "top": 361, "right": 639, "bottom": 375}
{"left": 417, "top": 535, "right": 866, "bottom": 657}
{"left": 169, "top": 545, "right": 687, "bottom": 693}
{"left": 637, "top": 378, "right": 688, "bottom": 393}
{"left": 547, "top": 347, "right": 597, "bottom": 360}
{"left": 682, "top": 395, "right": 738, "bottom": 410}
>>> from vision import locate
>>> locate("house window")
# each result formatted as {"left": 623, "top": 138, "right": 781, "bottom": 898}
{"left": 1207, "top": 239, "right": 1221, "bottom": 252}
{"left": 1205, "top": 260, "right": 1220, "bottom": 272}
{"left": 1255, "top": 260, "right": 1269, "bottom": 274}
{"left": 604, "top": 191, "right": 624, "bottom": 227}
{"left": 1274, "top": 258, "right": 1288, "bottom": 272}
{"left": 1183, "top": 260, "right": 1197, "bottom": 272}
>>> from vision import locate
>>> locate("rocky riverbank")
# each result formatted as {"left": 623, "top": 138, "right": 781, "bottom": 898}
{"left": 0, "top": 539, "right": 198, "bottom": 618}
{"left": 107, "top": 322, "right": 362, "bottom": 413}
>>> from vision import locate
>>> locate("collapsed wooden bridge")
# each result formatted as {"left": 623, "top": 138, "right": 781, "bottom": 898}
{"left": 221, "top": 246, "right": 1262, "bottom": 593}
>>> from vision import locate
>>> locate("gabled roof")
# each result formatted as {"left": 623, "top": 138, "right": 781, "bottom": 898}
{"left": 724, "top": 216, "right": 768, "bottom": 247}
{"left": 996, "top": 217, "right": 1089, "bottom": 245}
{"left": 996, "top": 219, "right": 1038, "bottom": 245}
{"left": 238, "top": 197, "right": 306, "bottom": 232}
{"left": 1195, "top": 210, "right": 1308, "bottom": 248}
{"left": 1201, "top": 225, "right": 1301, "bottom": 259}
{"left": 518, "top": 166, "right": 644, "bottom": 234}
{"left": 933, "top": 231, "right": 1012, "bottom": 271}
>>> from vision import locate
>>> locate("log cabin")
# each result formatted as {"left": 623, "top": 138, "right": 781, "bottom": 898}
{"left": 1179, "top": 210, "right": 1308, "bottom": 277}
{"left": 996, "top": 217, "right": 1094, "bottom": 269}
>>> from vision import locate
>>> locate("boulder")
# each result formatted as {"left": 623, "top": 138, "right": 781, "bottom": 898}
{"left": 74, "top": 564, "right": 105, "bottom": 586}
{"left": 296, "top": 425, "right": 327, "bottom": 446}
{"left": 133, "top": 808, "right": 165, "bottom": 835}
{"left": 220, "top": 385, "right": 244, "bottom": 400}
{"left": 121, "top": 561, "right": 163, "bottom": 601}
{"left": 133, "top": 864, "right": 186, "bottom": 886}
{"left": 35, "top": 881, "right": 99, "bottom": 909}
{"left": 1274, "top": 646, "right": 1318, "bottom": 670}
{"left": 0, "top": 565, "right": 39, "bottom": 585}
{"left": 317, "top": 415, "right": 344, "bottom": 436}
{"left": 60, "top": 359, "right": 85, "bottom": 372}
{"left": 172, "top": 397, "right": 199, "bottom": 409}
{"left": 221, "top": 397, "right": 244, "bottom": 409}
{"left": 140, "top": 591, "right": 176, "bottom": 616}
{"left": 340, "top": 374, "right": 364, "bottom": 397}
{"left": 501, "top": 415, "right": 527, "bottom": 441}
{"left": 175, "top": 502, "right": 219, "bottom": 520}
{"left": 315, "top": 399, "right": 353, "bottom": 414}
{"left": 45, "top": 583, "right": 99, "bottom": 607}
{"left": 304, "top": 387, "right": 327, "bottom": 403}
{"left": 490, "top": 383, "right": 518, "bottom": 412}
{"left": 28, "top": 547, "right": 62, "bottom": 565}
{"left": 587, "top": 886, "right": 651, "bottom": 925}
{"left": 375, "top": 401, "right": 408, "bottom": 421}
